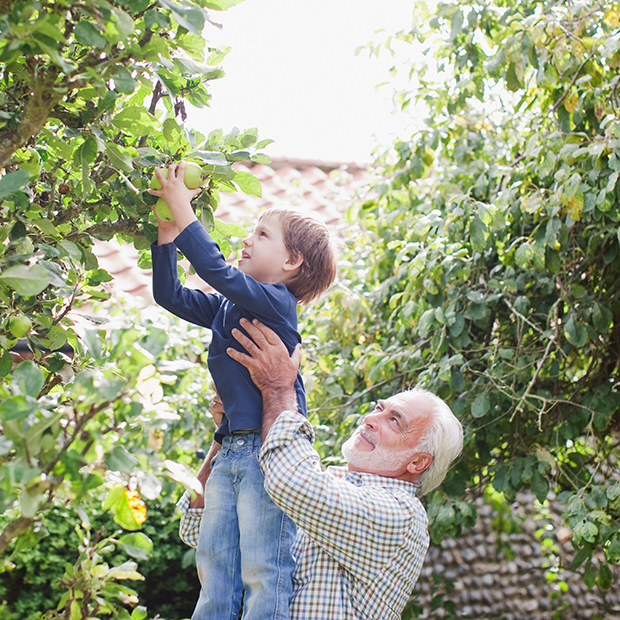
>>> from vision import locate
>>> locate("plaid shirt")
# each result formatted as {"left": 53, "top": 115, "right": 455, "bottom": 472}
{"left": 178, "top": 411, "right": 429, "bottom": 619}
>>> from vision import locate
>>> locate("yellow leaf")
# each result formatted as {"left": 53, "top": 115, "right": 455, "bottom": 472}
{"left": 125, "top": 489, "right": 147, "bottom": 525}
{"left": 564, "top": 91, "right": 579, "bottom": 113}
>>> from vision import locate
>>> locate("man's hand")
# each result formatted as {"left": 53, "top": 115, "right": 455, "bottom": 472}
{"left": 227, "top": 318, "right": 301, "bottom": 439}
{"left": 209, "top": 385, "right": 224, "bottom": 428}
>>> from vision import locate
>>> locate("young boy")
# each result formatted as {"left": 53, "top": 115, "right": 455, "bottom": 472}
{"left": 148, "top": 161, "right": 337, "bottom": 620}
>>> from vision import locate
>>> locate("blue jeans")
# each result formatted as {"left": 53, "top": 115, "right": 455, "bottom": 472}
{"left": 192, "top": 432, "right": 296, "bottom": 620}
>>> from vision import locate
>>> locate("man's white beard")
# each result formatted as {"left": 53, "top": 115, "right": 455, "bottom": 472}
{"left": 342, "top": 428, "right": 413, "bottom": 475}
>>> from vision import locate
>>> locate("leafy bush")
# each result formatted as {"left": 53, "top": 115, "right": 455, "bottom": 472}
{"left": 0, "top": 498, "right": 199, "bottom": 620}
{"left": 303, "top": 0, "right": 620, "bottom": 587}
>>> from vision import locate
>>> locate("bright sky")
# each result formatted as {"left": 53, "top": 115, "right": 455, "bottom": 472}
{"left": 187, "top": 0, "right": 415, "bottom": 164}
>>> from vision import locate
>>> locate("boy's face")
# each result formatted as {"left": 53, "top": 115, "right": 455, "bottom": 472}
{"left": 238, "top": 215, "right": 296, "bottom": 284}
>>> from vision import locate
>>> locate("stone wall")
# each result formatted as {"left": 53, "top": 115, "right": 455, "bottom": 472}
{"left": 413, "top": 493, "right": 620, "bottom": 619}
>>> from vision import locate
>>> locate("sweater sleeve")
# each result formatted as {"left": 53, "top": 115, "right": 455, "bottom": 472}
{"left": 174, "top": 220, "right": 297, "bottom": 322}
{"left": 151, "top": 239, "right": 222, "bottom": 328}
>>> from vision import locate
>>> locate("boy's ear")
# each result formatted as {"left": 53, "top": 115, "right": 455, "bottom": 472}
{"left": 283, "top": 252, "right": 304, "bottom": 272}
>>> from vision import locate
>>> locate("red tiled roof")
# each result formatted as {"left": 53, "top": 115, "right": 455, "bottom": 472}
{"left": 93, "top": 158, "right": 371, "bottom": 303}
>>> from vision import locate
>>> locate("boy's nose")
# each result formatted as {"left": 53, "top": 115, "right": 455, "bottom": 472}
{"left": 243, "top": 237, "right": 251, "bottom": 247}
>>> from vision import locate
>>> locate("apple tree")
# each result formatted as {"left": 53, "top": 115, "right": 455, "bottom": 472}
{"left": 0, "top": 0, "right": 270, "bottom": 612}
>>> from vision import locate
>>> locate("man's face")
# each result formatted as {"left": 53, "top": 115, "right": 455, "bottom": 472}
{"left": 342, "top": 392, "right": 433, "bottom": 479}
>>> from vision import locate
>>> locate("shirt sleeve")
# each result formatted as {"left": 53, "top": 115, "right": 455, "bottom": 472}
{"left": 259, "top": 411, "right": 427, "bottom": 581}
{"left": 177, "top": 491, "right": 203, "bottom": 549}
{"left": 151, "top": 239, "right": 223, "bottom": 328}
{"left": 174, "top": 220, "right": 296, "bottom": 321}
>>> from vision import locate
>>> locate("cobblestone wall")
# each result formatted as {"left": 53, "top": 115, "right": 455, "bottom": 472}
{"left": 413, "top": 493, "right": 620, "bottom": 619}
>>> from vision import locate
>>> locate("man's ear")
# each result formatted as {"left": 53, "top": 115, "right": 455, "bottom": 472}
{"left": 283, "top": 252, "right": 304, "bottom": 272}
{"left": 407, "top": 453, "right": 433, "bottom": 476}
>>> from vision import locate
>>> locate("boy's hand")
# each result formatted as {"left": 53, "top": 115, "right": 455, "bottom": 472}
{"left": 153, "top": 211, "right": 179, "bottom": 245}
{"left": 148, "top": 161, "right": 201, "bottom": 232}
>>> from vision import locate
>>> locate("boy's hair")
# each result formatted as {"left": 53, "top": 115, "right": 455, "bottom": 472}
{"left": 259, "top": 207, "right": 337, "bottom": 305}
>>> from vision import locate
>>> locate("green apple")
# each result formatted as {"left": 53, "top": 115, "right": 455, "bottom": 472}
{"left": 154, "top": 197, "right": 174, "bottom": 222}
{"left": 8, "top": 315, "right": 32, "bottom": 338}
{"left": 150, "top": 161, "right": 203, "bottom": 190}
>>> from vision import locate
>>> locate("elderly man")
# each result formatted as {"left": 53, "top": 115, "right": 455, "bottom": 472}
{"left": 179, "top": 318, "right": 463, "bottom": 619}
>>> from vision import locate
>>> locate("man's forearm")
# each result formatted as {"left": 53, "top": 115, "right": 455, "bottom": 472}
{"left": 261, "top": 387, "right": 298, "bottom": 441}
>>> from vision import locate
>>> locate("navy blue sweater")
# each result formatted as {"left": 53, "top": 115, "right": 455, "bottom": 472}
{"left": 151, "top": 220, "right": 307, "bottom": 442}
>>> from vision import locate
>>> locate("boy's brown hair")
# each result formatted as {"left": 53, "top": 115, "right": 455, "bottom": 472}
{"left": 259, "top": 207, "right": 337, "bottom": 305}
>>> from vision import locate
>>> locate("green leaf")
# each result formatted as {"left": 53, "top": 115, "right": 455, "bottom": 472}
{"left": 606, "top": 535, "right": 620, "bottom": 563}
{"left": 0, "top": 395, "right": 39, "bottom": 421}
{"left": 207, "top": 45, "right": 231, "bottom": 66}
{"left": 233, "top": 171, "right": 262, "bottom": 197}
{"left": 103, "top": 484, "right": 125, "bottom": 510}
{"left": 0, "top": 263, "right": 50, "bottom": 296}
{"left": 112, "top": 106, "right": 159, "bottom": 137}
{"left": 105, "top": 142, "right": 134, "bottom": 172}
{"left": 203, "top": 0, "right": 246, "bottom": 9}
{"left": 572, "top": 546, "right": 591, "bottom": 569}
{"left": 0, "top": 347, "right": 12, "bottom": 377}
{"left": 110, "top": 6, "right": 135, "bottom": 41}
{"left": 11, "top": 360, "right": 45, "bottom": 397}
{"left": 131, "top": 606, "right": 148, "bottom": 620}
{"left": 159, "top": 0, "right": 205, "bottom": 35}
{"left": 471, "top": 392, "right": 490, "bottom": 418}
{"left": 564, "top": 314, "right": 588, "bottom": 347}
{"left": 162, "top": 459, "right": 202, "bottom": 494}
{"left": 113, "top": 65, "right": 136, "bottom": 95}
{"left": 105, "top": 446, "right": 139, "bottom": 474}
{"left": 0, "top": 169, "right": 30, "bottom": 200}
{"left": 73, "top": 21, "right": 107, "bottom": 48}
{"left": 117, "top": 532, "right": 153, "bottom": 560}
{"left": 592, "top": 303, "right": 612, "bottom": 334}
{"left": 584, "top": 559, "right": 596, "bottom": 588}
{"left": 0, "top": 434, "right": 13, "bottom": 455}
{"left": 596, "top": 563, "right": 613, "bottom": 589}
{"left": 469, "top": 216, "right": 486, "bottom": 252}
{"left": 20, "top": 486, "right": 45, "bottom": 518}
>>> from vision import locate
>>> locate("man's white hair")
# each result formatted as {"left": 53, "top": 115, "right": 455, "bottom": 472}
{"left": 405, "top": 389, "right": 463, "bottom": 496}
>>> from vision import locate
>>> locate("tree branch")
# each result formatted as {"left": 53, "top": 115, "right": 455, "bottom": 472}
{"left": 0, "top": 516, "right": 34, "bottom": 555}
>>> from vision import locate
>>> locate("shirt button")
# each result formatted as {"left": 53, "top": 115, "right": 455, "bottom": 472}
{"left": 236, "top": 438, "right": 245, "bottom": 446}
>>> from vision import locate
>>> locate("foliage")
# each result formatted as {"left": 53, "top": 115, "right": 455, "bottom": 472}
{"left": 0, "top": 500, "right": 198, "bottom": 620}
{"left": 303, "top": 0, "right": 620, "bottom": 587}
{"left": 0, "top": 0, "right": 271, "bottom": 565}
{"left": 1, "top": 292, "right": 215, "bottom": 615}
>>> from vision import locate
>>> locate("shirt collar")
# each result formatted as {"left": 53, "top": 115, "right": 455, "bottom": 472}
{"left": 328, "top": 465, "right": 419, "bottom": 496}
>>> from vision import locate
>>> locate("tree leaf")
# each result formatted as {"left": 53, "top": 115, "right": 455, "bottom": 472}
{"left": 162, "top": 459, "right": 202, "bottom": 494}
{"left": 233, "top": 171, "right": 262, "bottom": 197}
{"left": 11, "top": 360, "right": 45, "bottom": 397}
{"left": 105, "top": 446, "right": 139, "bottom": 474}
{"left": 564, "top": 314, "right": 588, "bottom": 347}
{"left": 159, "top": 0, "right": 205, "bottom": 35}
{"left": 471, "top": 393, "right": 490, "bottom": 418}
{"left": 117, "top": 532, "right": 153, "bottom": 560}
{"left": 0, "top": 347, "right": 12, "bottom": 378}
{"left": 113, "top": 65, "right": 136, "bottom": 95}
{"left": 73, "top": 21, "right": 107, "bottom": 48}
{"left": 105, "top": 142, "right": 134, "bottom": 172}
{"left": 0, "top": 169, "right": 30, "bottom": 200}
{"left": 469, "top": 216, "right": 486, "bottom": 252}
{"left": 0, "top": 263, "right": 50, "bottom": 296}
{"left": 596, "top": 563, "right": 613, "bottom": 589}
